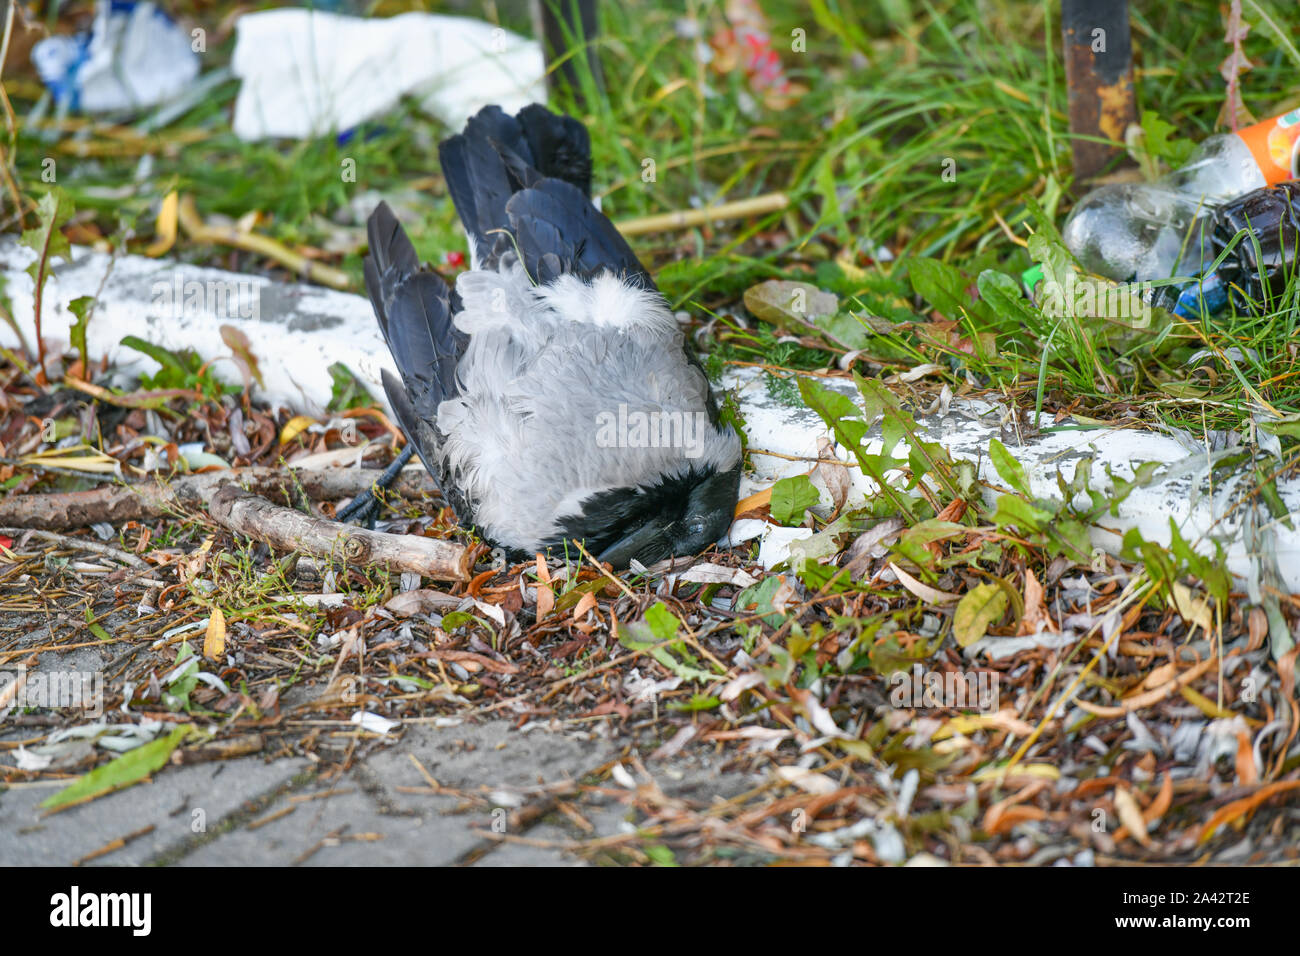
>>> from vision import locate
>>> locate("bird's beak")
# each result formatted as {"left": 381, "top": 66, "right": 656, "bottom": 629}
{"left": 596, "top": 517, "right": 674, "bottom": 569}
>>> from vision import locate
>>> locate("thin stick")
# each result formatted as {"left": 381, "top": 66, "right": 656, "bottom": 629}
{"left": 615, "top": 192, "right": 789, "bottom": 237}
{"left": 0, "top": 526, "right": 148, "bottom": 568}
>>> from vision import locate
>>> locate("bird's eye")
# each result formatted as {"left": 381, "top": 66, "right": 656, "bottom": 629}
{"left": 685, "top": 518, "right": 707, "bottom": 537}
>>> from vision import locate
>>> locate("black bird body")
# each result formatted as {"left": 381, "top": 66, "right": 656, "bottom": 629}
{"left": 363, "top": 104, "right": 741, "bottom": 568}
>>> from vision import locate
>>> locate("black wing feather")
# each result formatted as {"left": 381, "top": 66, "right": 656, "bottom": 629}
{"left": 364, "top": 202, "right": 473, "bottom": 524}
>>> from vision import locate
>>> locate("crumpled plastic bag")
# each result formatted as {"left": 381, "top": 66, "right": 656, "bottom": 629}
{"left": 231, "top": 9, "right": 546, "bottom": 141}
{"left": 31, "top": 1, "right": 199, "bottom": 112}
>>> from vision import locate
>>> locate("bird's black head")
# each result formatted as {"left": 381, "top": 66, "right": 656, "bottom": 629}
{"left": 555, "top": 463, "right": 741, "bottom": 570}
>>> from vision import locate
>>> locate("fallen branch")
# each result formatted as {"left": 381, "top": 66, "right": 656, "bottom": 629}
{"left": 209, "top": 485, "right": 471, "bottom": 581}
{"left": 0, "top": 465, "right": 439, "bottom": 530}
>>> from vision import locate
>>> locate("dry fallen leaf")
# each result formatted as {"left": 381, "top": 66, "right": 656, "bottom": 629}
{"left": 203, "top": 607, "right": 226, "bottom": 660}
{"left": 889, "top": 562, "right": 960, "bottom": 606}
{"left": 1143, "top": 774, "right": 1173, "bottom": 825}
{"left": 1113, "top": 787, "right": 1151, "bottom": 847}
{"left": 535, "top": 583, "right": 555, "bottom": 619}
{"left": 1234, "top": 729, "right": 1259, "bottom": 785}
{"left": 1017, "top": 567, "right": 1056, "bottom": 634}
{"left": 1199, "top": 781, "right": 1300, "bottom": 843}
{"left": 813, "top": 437, "right": 850, "bottom": 512}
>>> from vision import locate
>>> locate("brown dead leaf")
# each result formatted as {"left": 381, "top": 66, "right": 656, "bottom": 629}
{"left": 1113, "top": 787, "right": 1151, "bottom": 847}
{"left": 535, "top": 582, "right": 555, "bottom": 619}
{"left": 1199, "top": 781, "right": 1300, "bottom": 843}
{"left": 572, "top": 591, "right": 598, "bottom": 623}
{"left": 984, "top": 803, "right": 1046, "bottom": 836}
{"left": 1143, "top": 773, "right": 1173, "bottom": 825}
{"left": 813, "top": 437, "right": 850, "bottom": 512}
{"left": 1017, "top": 567, "right": 1055, "bottom": 634}
{"left": 1235, "top": 729, "right": 1259, "bottom": 785}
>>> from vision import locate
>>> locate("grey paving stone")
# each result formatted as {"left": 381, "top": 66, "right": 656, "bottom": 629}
{"left": 0, "top": 755, "right": 308, "bottom": 866}
{"left": 177, "top": 787, "right": 482, "bottom": 866}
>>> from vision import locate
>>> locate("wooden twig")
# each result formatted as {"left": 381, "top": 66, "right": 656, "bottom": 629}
{"left": 0, "top": 526, "right": 148, "bottom": 568}
{"left": 177, "top": 195, "right": 352, "bottom": 290}
{"left": 615, "top": 192, "right": 789, "bottom": 237}
{"left": 0, "top": 465, "right": 439, "bottom": 530}
{"left": 209, "top": 485, "right": 471, "bottom": 581}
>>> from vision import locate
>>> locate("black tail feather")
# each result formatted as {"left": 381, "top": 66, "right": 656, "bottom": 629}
{"left": 438, "top": 103, "right": 595, "bottom": 270}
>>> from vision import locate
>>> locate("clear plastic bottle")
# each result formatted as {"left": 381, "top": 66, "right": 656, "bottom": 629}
{"left": 1063, "top": 108, "right": 1300, "bottom": 281}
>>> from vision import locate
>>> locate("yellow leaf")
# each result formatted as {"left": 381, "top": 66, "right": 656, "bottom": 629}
{"left": 1143, "top": 773, "right": 1173, "bottom": 825}
{"left": 972, "top": 762, "right": 1059, "bottom": 782}
{"left": 145, "top": 191, "right": 179, "bottom": 257}
{"left": 204, "top": 607, "right": 226, "bottom": 660}
{"left": 279, "top": 415, "right": 316, "bottom": 445}
{"left": 1171, "top": 582, "right": 1212, "bottom": 635}
{"left": 1179, "top": 685, "right": 1235, "bottom": 719}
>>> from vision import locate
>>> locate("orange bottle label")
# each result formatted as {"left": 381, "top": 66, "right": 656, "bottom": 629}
{"left": 1237, "top": 108, "right": 1300, "bottom": 184}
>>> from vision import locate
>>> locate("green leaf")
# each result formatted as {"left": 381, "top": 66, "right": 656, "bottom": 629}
{"left": 907, "top": 257, "right": 972, "bottom": 321}
{"left": 1027, "top": 232, "right": 1074, "bottom": 294}
{"left": 617, "top": 617, "right": 714, "bottom": 683}
{"left": 67, "top": 295, "right": 95, "bottom": 371}
{"left": 953, "top": 583, "right": 1009, "bottom": 647}
{"left": 40, "top": 724, "right": 193, "bottom": 811}
{"left": 20, "top": 189, "right": 74, "bottom": 287}
{"left": 893, "top": 518, "right": 968, "bottom": 568}
{"left": 119, "top": 335, "right": 192, "bottom": 387}
{"left": 770, "top": 474, "right": 821, "bottom": 525}
{"left": 991, "top": 494, "right": 1055, "bottom": 534}
{"left": 742, "top": 279, "right": 838, "bottom": 328}
{"left": 83, "top": 604, "right": 111, "bottom": 642}
{"left": 988, "top": 437, "right": 1031, "bottom": 496}
{"left": 163, "top": 641, "right": 199, "bottom": 711}
{"left": 643, "top": 602, "right": 681, "bottom": 642}
{"left": 1138, "top": 110, "right": 1197, "bottom": 173}
{"left": 976, "top": 269, "right": 1037, "bottom": 325}
{"left": 667, "top": 694, "right": 720, "bottom": 712}
{"left": 440, "top": 610, "right": 484, "bottom": 632}
{"left": 735, "top": 575, "right": 792, "bottom": 628}
{"left": 327, "top": 362, "right": 374, "bottom": 411}
{"left": 798, "top": 376, "right": 916, "bottom": 520}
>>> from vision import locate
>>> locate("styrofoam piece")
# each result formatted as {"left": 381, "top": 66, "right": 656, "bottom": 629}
{"left": 0, "top": 239, "right": 395, "bottom": 417}
{"left": 725, "top": 368, "right": 1300, "bottom": 585}
{"left": 1, "top": 238, "right": 1296, "bottom": 587}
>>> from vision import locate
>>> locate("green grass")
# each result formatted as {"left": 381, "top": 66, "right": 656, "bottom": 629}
{"left": 7, "top": 0, "right": 1300, "bottom": 444}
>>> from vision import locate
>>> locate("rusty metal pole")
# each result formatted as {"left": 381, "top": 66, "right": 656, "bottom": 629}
{"left": 1061, "top": 0, "right": 1137, "bottom": 183}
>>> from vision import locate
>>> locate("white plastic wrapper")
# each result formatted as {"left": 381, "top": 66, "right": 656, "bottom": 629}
{"left": 230, "top": 9, "right": 546, "bottom": 140}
